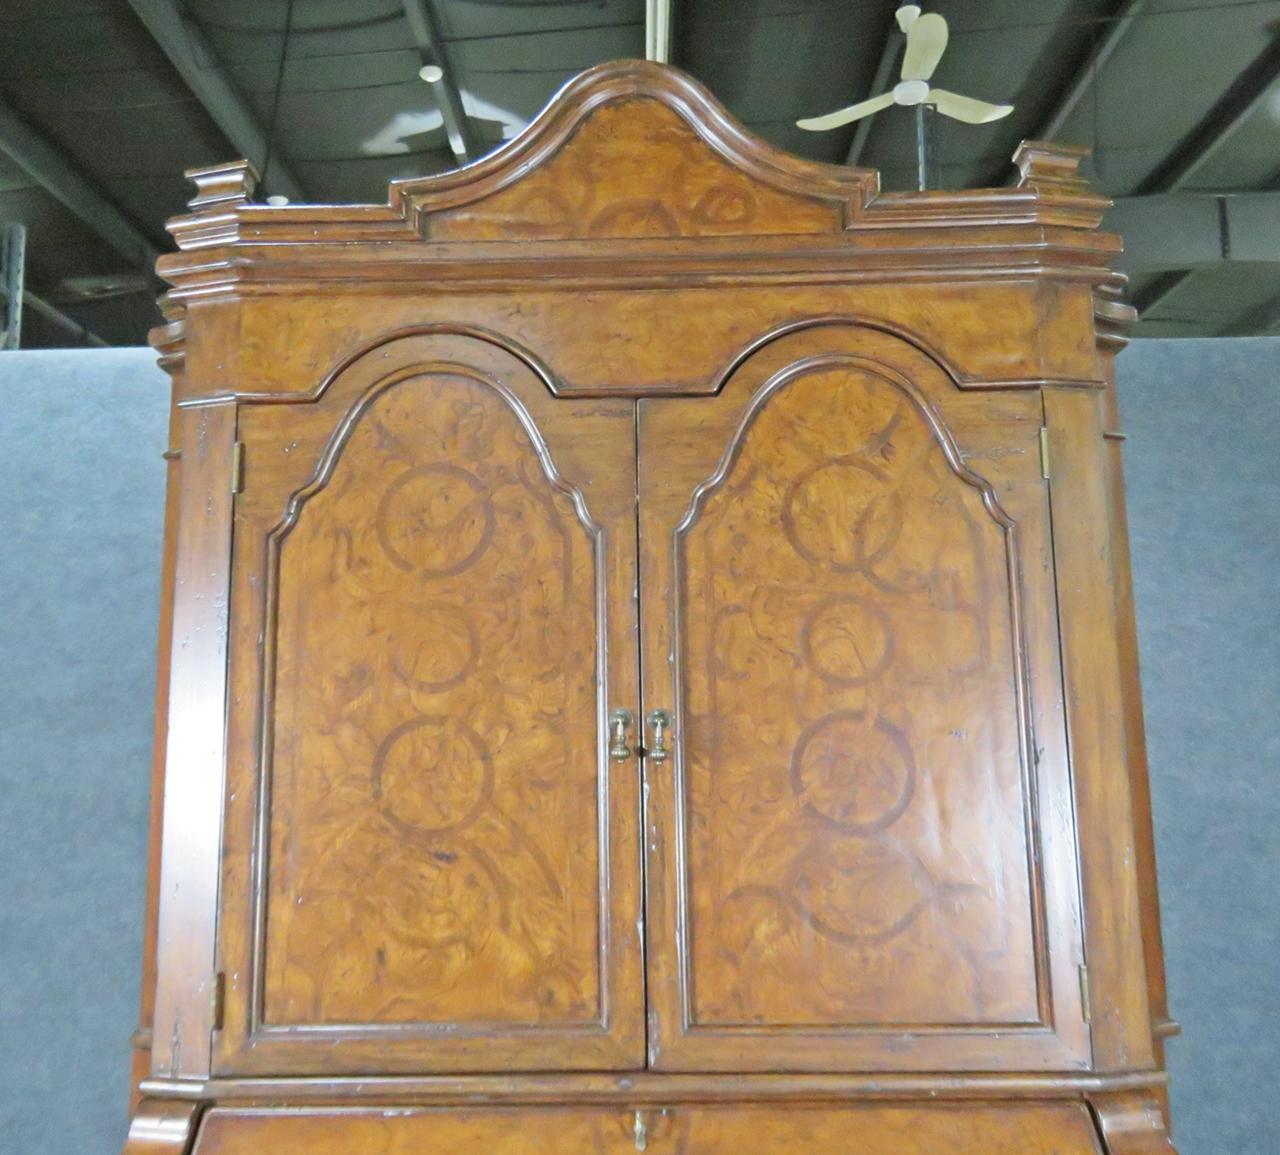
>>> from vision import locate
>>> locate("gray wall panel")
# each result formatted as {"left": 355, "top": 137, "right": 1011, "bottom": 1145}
{"left": 0, "top": 339, "right": 1275, "bottom": 1153}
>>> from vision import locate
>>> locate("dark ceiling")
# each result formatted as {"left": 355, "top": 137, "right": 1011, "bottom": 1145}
{"left": 1, "top": 0, "right": 1278, "bottom": 347}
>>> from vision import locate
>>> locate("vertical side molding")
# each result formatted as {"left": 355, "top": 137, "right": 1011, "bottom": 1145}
{"left": 1043, "top": 387, "right": 1155, "bottom": 1072}
{"left": 131, "top": 387, "right": 185, "bottom": 1110}
{"left": 1100, "top": 364, "right": 1175, "bottom": 1069}
{"left": 150, "top": 399, "right": 237, "bottom": 1079}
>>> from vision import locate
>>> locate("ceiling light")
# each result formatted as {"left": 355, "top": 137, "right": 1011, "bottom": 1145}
{"left": 419, "top": 64, "right": 444, "bottom": 84}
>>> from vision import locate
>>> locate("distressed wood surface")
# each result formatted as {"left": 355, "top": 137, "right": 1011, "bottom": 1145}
{"left": 129, "top": 57, "right": 1172, "bottom": 1155}
{"left": 1044, "top": 386, "right": 1156, "bottom": 1073}
{"left": 214, "top": 333, "right": 643, "bottom": 1075}
{"left": 639, "top": 325, "right": 1087, "bottom": 1072}
{"left": 1092, "top": 1092, "right": 1179, "bottom": 1154}
{"left": 149, "top": 395, "right": 236, "bottom": 1081}
{"left": 189, "top": 1102, "right": 1106, "bottom": 1155}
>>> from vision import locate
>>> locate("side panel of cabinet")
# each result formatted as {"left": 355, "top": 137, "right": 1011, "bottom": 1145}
{"left": 214, "top": 333, "right": 644, "bottom": 1074}
{"left": 638, "top": 326, "right": 1090, "bottom": 1071}
{"left": 149, "top": 399, "right": 236, "bottom": 1080}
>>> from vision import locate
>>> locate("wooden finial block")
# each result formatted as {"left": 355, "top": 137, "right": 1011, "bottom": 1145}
{"left": 1012, "top": 141, "right": 1094, "bottom": 196}
{"left": 185, "top": 159, "right": 258, "bottom": 212}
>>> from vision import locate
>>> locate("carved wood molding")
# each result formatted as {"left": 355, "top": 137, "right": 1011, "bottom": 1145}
{"left": 123, "top": 1098, "right": 202, "bottom": 1155}
{"left": 138, "top": 1069, "right": 1168, "bottom": 1106}
{"left": 1094, "top": 286, "right": 1138, "bottom": 352}
{"left": 1090, "top": 1091, "right": 1178, "bottom": 1154}
{"left": 390, "top": 60, "right": 876, "bottom": 233}
{"left": 155, "top": 61, "right": 1121, "bottom": 296}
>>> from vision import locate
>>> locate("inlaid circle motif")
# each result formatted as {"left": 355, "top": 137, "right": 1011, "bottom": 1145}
{"left": 781, "top": 458, "right": 902, "bottom": 572}
{"left": 373, "top": 716, "right": 493, "bottom": 837}
{"left": 375, "top": 464, "right": 495, "bottom": 577}
{"left": 790, "top": 710, "right": 916, "bottom": 834}
{"left": 802, "top": 595, "right": 894, "bottom": 686}
{"left": 787, "top": 837, "right": 930, "bottom": 943}
{"left": 389, "top": 604, "right": 479, "bottom": 692}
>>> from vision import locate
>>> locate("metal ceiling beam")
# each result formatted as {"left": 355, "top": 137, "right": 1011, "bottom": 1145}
{"left": 126, "top": 0, "right": 305, "bottom": 201}
{"left": 1107, "top": 191, "right": 1280, "bottom": 275}
{"left": 2, "top": 253, "right": 111, "bottom": 347}
{"left": 0, "top": 96, "right": 160, "bottom": 272}
{"left": 1032, "top": 0, "right": 1148, "bottom": 144}
{"left": 646, "top": 0, "right": 674, "bottom": 65}
{"left": 1219, "top": 292, "right": 1280, "bottom": 336}
{"left": 1132, "top": 35, "right": 1280, "bottom": 318}
{"left": 402, "top": 0, "right": 480, "bottom": 164}
{"left": 20, "top": 289, "right": 111, "bottom": 348}
{"left": 1131, "top": 270, "right": 1192, "bottom": 316}
{"left": 1135, "top": 37, "right": 1280, "bottom": 195}
{"left": 846, "top": 18, "right": 902, "bottom": 168}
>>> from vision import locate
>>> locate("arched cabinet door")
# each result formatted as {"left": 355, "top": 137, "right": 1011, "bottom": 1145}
{"left": 213, "top": 333, "right": 644, "bottom": 1075}
{"left": 638, "top": 326, "right": 1091, "bottom": 1072}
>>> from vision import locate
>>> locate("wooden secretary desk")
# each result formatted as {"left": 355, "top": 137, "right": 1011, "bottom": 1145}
{"left": 124, "top": 61, "right": 1177, "bottom": 1155}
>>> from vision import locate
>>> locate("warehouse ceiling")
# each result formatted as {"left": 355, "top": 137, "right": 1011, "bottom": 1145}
{"left": 0, "top": 0, "right": 1278, "bottom": 346}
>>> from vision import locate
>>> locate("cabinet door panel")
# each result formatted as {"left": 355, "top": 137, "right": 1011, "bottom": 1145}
{"left": 639, "top": 327, "right": 1088, "bottom": 1071}
{"left": 215, "top": 333, "right": 643, "bottom": 1074}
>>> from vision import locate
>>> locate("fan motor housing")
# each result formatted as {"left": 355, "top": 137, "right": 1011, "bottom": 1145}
{"left": 894, "top": 79, "right": 931, "bottom": 106}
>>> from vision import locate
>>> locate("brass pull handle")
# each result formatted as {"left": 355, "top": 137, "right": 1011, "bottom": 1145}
{"left": 608, "top": 709, "right": 635, "bottom": 762}
{"left": 646, "top": 709, "right": 672, "bottom": 763}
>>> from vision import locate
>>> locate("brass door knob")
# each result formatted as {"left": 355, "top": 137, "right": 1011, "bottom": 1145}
{"left": 646, "top": 709, "right": 672, "bottom": 763}
{"left": 608, "top": 709, "right": 635, "bottom": 762}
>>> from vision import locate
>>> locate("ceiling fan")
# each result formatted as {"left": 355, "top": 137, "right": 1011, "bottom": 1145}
{"left": 796, "top": 4, "right": 1014, "bottom": 188}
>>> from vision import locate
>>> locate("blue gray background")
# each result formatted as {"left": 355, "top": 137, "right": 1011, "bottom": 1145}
{"left": 0, "top": 341, "right": 1275, "bottom": 1154}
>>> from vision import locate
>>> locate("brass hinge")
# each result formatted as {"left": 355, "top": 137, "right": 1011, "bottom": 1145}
{"left": 210, "top": 971, "right": 226, "bottom": 1031}
{"left": 230, "top": 440, "right": 245, "bottom": 494}
{"left": 1039, "top": 426, "right": 1051, "bottom": 480}
{"left": 1079, "top": 963, "right": 1092, "bottom": 1024}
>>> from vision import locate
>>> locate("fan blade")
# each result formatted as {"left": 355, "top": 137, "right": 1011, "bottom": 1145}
{"left": 895, "top": 4, "right": 921, "bottom": 32}
{"left": 796, "top": 91, "right": 895, "bottom": 131}
{"left": 928, "top": 88, "right": 1014, "bottom": 124}
{"left": 901, "top": 12, "right": 948, "bottom": 81}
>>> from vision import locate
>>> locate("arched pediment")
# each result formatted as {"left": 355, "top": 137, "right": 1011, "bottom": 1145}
{"left": 388, "top": 60, "right": 877, "bottom": 240}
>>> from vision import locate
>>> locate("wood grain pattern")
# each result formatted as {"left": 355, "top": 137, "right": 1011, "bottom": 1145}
{"left": 640, "top": 326, "right": 1089, "bottom": 1071}
{"left": 189, "top": 1102, "right": 1105, "bottom": 1155}
{"left": 149, "top": 396, "right": 236, "bottom": 1081}
{"left": 429, "top": 100, "right": 845, "bottom": 241}
{"left": 1043, "top": 386, "right": 1156, "bottom": 1073}
{"left": 1101, "top": 366, "right": 1174, "bottom": 1067}
{"left": 139, "top": 1068, "right": 1169, "bottom": 1106}
{"left": 214, "top": 333, "right": 643, "bottom": 1074}
{"left": 261, "top": 372, "right": 603, "bottom": 1028}
{"left": 223, "top": 285, "right": 1103, "bottom": 403}
{"left": 680, "top": 361, "right": 1037, "bottom": 1025}
{"left": 128, "top": 58, "right": 1171, "bottom": 1155}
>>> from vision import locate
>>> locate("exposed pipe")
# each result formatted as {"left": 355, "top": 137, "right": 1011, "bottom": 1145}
{"left": 126, "top": 0, "right": 305, "bottom": 201}
{"left": 0, "top": 97, "right": 159, "bottom": 273}
{"left": 646, "top": 0, "right": 673, "bottom": 65}
{"left": 402, "top": 0, "right": 480, "bottom": 164}
{"left": 18, "top": 291, "right": 110, "bottom": 348}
